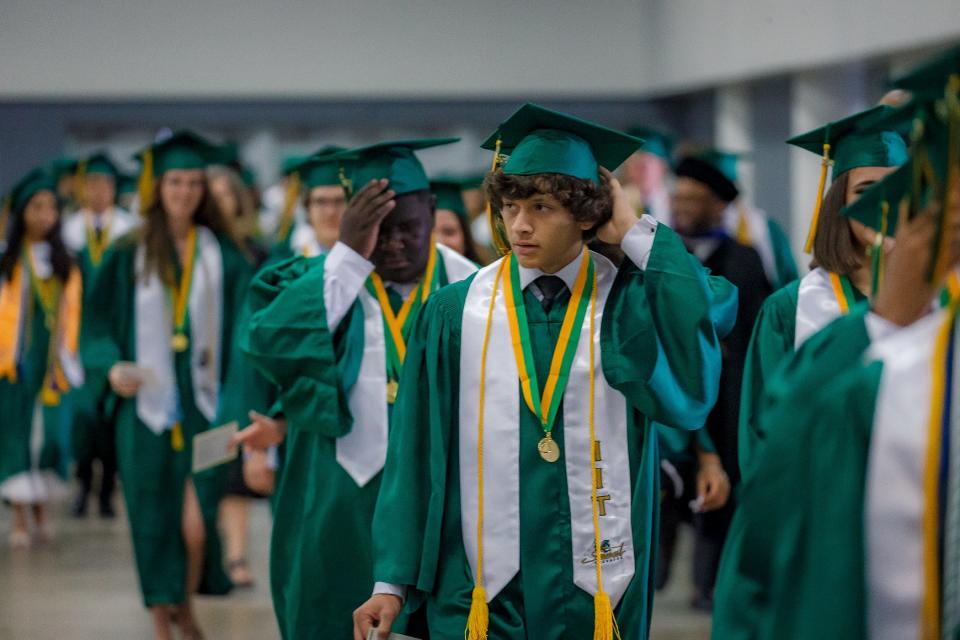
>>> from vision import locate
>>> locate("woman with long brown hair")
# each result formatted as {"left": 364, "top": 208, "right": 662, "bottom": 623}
{"left": 81, "top": 131, "right": 253, "bottom": 640}
{"left": 0, "top": 166, "right": 82, "bottom": 547}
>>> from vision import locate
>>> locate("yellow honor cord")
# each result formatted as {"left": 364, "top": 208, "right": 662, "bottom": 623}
{"left": 921, "top": 305, "right": 956, "bottom": 640}
{"left": 171, "top": 227, "right": 198, "bottom": 343}
{"left": 368, "top": 241, "right": 438, "bottom": 364}
{"left": 538, "top": 253, "right": 592, "bottom": 425}
{"left": 735, "top": 205, "right": 753, "bottom": 246}
{"left": 171, "top": 422, "right": 185, "bottom": 452}
{"left": 804, "top": 142, "right": 832, "bottom": 254}
{"left": 466, "top": 258, "right": 507, "bottom": 640}
{"left": 84, "top": 212, "right": 112, "bottom": 267}
{"left": 828, "top": 273, "right": 851, "bottom": 315}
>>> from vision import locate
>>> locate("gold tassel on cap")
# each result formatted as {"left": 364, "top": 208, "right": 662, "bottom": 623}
{"left": 74, "top": 160, "right": 88, "bottom": 210}
{"left": 137, "top": 150, "right": 154, "bottom": 214}
{"left": 804, "top": 142, "right": 832, "bottom": 254}
{"left": 485, "top": 137, "right": 512, "bottom": 257}
{"left": 276, "top": 172, "right": 301, "bottom": 243}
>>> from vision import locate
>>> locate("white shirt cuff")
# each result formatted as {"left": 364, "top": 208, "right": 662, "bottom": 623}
{"left": 323, "top": 242, "right": 375, "bottom": 332}
{"left": 325, "top": 241, "right": 374, "bottom": 283}
{"left": 865, "top": 311, "right": 902, "bottom": 342}
{"left": 620, "top": 215, "right": 658, "bottom": 271}
{"left": 373, "top": 582, "right": 407, "bottom": 603}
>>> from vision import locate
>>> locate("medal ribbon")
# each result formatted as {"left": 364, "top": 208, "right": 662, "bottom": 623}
{"left": 828, "top": 272, "right": 858, "bottom": 315}
{"left": 365, "top": 240, "right": 438, "bottom": 381}
{"left": 84, "top": 212, "right": 112, "bottom": 267}
{"left": 169, "top": 226, "right": 197, "bottom": 344}
{"left": 502, "top": 250, "right": 594, "bottom": 434}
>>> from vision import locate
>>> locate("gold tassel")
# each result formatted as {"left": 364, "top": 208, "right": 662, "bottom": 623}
{"left": 735, "top": 204, "right": 753, "bottom": 245}
{"left": 593, "top": 591, "right": 615, "bottom": 640}
{"left": 171, "top": 422, "right": 185, "bottom": 451}
{"left": 485, "top": 137, "right": 511, "bottom": 256}
{"left": 465, "top": 585, "right": 489, "bottom": 640}
{"left": 137, "top": 150, "right": 154, "bottom": 214}
{"left": 40, "top": 384, "right": 61, "bottom": 407}
{"left": 276, "top": 172, "right": 301, "bottom": 243}
{"left": 804, "top": 142, "right": 831, "bottom": 254}
{"left": 74, "top": 160, "right": 88, "bottom": 210}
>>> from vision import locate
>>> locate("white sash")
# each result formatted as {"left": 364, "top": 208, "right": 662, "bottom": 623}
{"left": 459, "top": 251, "right": 634, "bottom": 604}
{"left": 795, "top": 267, "right": 843, "bottom": 348}
{"left": 134, "top": 226, "right": 223, "bottom": 434}
{"left": 336, "top": 244, "right": 476, "bottom": 487}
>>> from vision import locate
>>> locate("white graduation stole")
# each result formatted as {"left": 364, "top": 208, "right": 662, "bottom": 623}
{"left": 795, "top": 267, "right": 846, "bottom": 348}
{"left": 458, "top": 250, "right": 635, "bottom": 605}
{"left": 134, "top": 226, "right": 223, "bottom": 434}
{"left": 336, "top": 244, "right": 477, "bottom": 488}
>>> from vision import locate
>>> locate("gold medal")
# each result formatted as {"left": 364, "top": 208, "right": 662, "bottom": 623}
{"left": 386, "top": 380, "right": 399, "bottom": 404}
{"left": 538, "top": 434, "right": 560, "bottom": 463}
{"left": 171, "top": 333, "right": 189, "bottom": 353}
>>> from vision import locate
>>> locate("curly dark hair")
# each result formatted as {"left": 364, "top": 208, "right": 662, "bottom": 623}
{"left": 483, "top": 171, "right": 613, "bottom": 240}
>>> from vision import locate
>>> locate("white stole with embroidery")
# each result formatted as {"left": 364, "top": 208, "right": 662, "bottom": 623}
{"left": 134, "top": 226, "right": 222, "bottom": 434}
{"left": 459, "top": 251, "right": 635, "bottom": 605}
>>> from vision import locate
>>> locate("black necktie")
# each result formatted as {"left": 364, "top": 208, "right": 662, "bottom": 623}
{"left": 534, "top": 275, "right": 568, "bottom": 312}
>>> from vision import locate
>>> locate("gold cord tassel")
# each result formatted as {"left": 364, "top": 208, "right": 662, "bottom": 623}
{"left": 277, "top": 172, "right": 301, "bottom": 243}
{"left": 593, "top": 591, "right": 615, "bottom": 640}
{"left": 804, "top": 142, "right": 831, "bottom": 254}
{"left": 74, "top": 161, "right": 88, "bottom": 210}
{"left": 137, "top": 150, "right": 154, "bottom": 214}
{"left": 466, "top": 585, "right": 489, "bottom": 640}
{"left": 486, "top": 138, "right": 512, "bottom": 257}
{"left": 171, "top": 422, "right": 185, "bottom": 452}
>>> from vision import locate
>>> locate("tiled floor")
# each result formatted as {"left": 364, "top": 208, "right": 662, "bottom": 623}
{"left": 0, "top": 500, "right": 711, "bottom": 639}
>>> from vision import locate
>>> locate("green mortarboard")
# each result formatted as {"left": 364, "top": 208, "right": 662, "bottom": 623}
{"left": 115, "top": 172, "right": 137, "bottom": 196}
{"left": 627, "top": 125, "right": 675, "bottom": 161}
{"left": 280, "top": 154, "right": 309, "bottom": 177}
{"left": 7, "top": 167, "right": 58, "bottom": 214}
{"left": 289, "top": 147, "right": 345, "bottom": 190}
{"left": 481, "top": 103, "right": 645, "bottom": 182}
{"left": 47, "top": 156, "right": 79, "bottom": 180}
{"left": 787, "top": 105, "right": 909, "bottom": 178}
{"left": 693, "top": 149, "right": 743, "bottom": 184}
{"left": 134, "top": 130, "right": 222, "bottom": 177}
{"left": 217, "top": 141, "right": 242, "bottom": 167}
{"left": 892, "top": 45, "right": 960, "bottom": 101}
{"left": 82, "top": 152, "right": 122, "bottom": 179}
{"left": 335, "top": 138, "right": 459, "bottom": 196}
{"left": 840, "top": 158, "right": 913, "bottom": 236}
{"left": 430, "top": 179, "right": 468, "bottom": 220}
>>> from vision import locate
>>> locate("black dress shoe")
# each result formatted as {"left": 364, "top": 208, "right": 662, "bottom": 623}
{"left": 71, "top": 491, "right": 89, "bottom": 518}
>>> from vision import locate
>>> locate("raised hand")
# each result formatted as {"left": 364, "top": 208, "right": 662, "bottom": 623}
{"left": 595, "top": 167, "right": 640, "bottom": 245}
{"left": 339, "top": 179, "right": 396, "bottom": 259}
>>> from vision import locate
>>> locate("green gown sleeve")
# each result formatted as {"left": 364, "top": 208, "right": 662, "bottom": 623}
{"left": 371, "top": 279, "right": 471, "bottom": 596}
{"left": 79, "top": 241, "right": 135, "bottom": 394}
{"left": 736, "top": 282, "right": 799, "bottom": 473}
{"left": 767, "top": 217, "right": 799, "bottom": 289}
{"left": 601, "top": 225, "right": 738, "bottom": 431}
{"left": 713, "top": 310, "right": 880, "bottom": 640}
{"left": 239, "top": 255, "right": 351, "bottom": 437}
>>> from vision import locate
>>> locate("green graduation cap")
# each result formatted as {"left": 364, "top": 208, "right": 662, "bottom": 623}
{"left": 430, "top": 179, "right": 469, "bottom": 220}
{"left": 288, "top": 147, "right": 345, "bottom": 190}
{"left": 115, "top": 172, "right": 137, "bottom": 196}
{"left": 787, "top": 105, "right": 909, "bottom": 179}
{"left": 480, "top": 103, "right": 645, "bottom": 182}
{"left": 892, "top": 44, "right": 960, "bottom": 101}
{"left": 335, "top": 138, "right": 459, "bottom": 196}
{"left": 280, "top": 154, "right": 309, "bottom": 177}
{"left": 217, "top": 141, "right": 242, "bottom": 168}
{"left": 47, "top": 156, "right": 79, "bottom": 180}
{"left": 6, "top": 167, "right": 58, "bottom": 214}
{"left": 627, "top": 125, "right": 675, "bottom": 161}
{"left": 81, "top": 152, "right": 122, "bottom": 179}
{"left": 133, "top": 130, "right": 221, "bottom": 209}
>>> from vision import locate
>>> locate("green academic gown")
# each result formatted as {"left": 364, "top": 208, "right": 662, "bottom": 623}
{"left": 712, "top": 305, "right": 889, "bottom": 639}
{"left": 372, "top": 226, "right": 737, "bottom": 639}
{"left": 241, "top": 245, "right": 476, "bottom": 640}
{"left": 80, "top": 233, "right": 252, "bottom": 606}
{"left": 0, "top": 264, "right": 75, "bottom": 497}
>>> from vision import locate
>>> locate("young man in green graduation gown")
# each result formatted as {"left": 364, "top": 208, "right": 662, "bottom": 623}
{"left": 234, "top": 139, "right": 478, "bottom": 640}
{"left": 713, "top": 50, "right": 960, "bottom": 639}
{"left": 63, "top": 151, "right": 139, "bottom": 517}
{"left": 354, "top": 103, "right": 737, "bottom": 640}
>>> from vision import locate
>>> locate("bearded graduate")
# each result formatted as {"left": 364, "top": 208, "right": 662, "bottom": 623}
{"left": 354, "top": 103, "right": 738, "bottom": 640}
{"left": 233, "top": 138, "right": 478, "bottom": 639}
{"left": 80, "top": 131, "right": 254, "bottom": 640}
